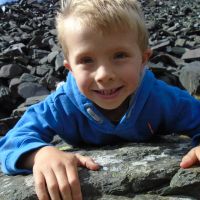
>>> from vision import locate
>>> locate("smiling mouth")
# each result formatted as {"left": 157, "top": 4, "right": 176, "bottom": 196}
{"left": 93, "top": 86, "right": 123, "bottom": 96}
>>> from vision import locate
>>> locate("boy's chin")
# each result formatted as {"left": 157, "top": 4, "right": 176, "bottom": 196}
{"left": 94, "top": 96, "right": 131, "bottom": 111}
{"left": 94, "top": 101, "right": 127, "bottom": 111}
{"left": 94, "top": 103, "right": 120, "bottom": 110}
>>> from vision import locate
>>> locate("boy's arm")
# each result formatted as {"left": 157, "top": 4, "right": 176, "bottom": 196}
{"left": 170, "top": 89, "right": 200, "bottom": 145}
{"left": 152, "top": 83, "right": 200, "bottom": 168}
{"left": 0, "top": 92, "right": 100, "bottom": 199}
{"left": 0, "top": 95, "right": 64, "bottom": 174}
{"left": 171, "top": 89, "right": 200, "bottom": 168}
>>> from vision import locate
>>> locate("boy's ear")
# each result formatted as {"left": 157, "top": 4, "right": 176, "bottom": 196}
{"left": 142, "top": 48, "right": 152, "bottom": 66}
{"left": 64, "top": 60, "right": 72, "bottom": 71}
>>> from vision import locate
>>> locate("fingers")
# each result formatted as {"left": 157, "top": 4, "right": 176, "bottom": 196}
{"left": 180, "top": 147, "right": 199, "bottom": 168}
{"left": 33, "top": 147, "right": 98, "bottom": 200}
{"left": 45, "top": 168, "right": 62, "bottom": 200}
{"left": 54, "top": 165, "right": 72, "bottom": 200}
{"left": 75, "top": 154, "right": 100, "bottom": 170}
{"left": 67, "top": 164, "right": 82, "bottom": 200}
{"left": 33, "top": 168, "right": 50, "bottom": 200}
{"left": 34, "top": 165, "right": 77, "bottom": 200}
{"left": 33, "top": 154, "right": 83, "bottom": 200}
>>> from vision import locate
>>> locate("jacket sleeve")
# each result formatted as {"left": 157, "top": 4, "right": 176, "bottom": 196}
{"left": 0, "top": 95, "right": 64, "bottom": 175}
{"left": 173, "top": 89, "right": 200, "bottom": 146}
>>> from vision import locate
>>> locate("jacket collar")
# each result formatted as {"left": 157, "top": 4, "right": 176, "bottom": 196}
{"left": 64, "top": 67, "right": 156, "bottom": 125}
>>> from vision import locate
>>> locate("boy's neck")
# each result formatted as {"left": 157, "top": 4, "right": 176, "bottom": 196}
{"left": 96, "top": 96, "right": 131, "bottom": 124}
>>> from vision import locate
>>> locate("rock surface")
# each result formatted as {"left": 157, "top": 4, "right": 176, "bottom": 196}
{"left": 1, "top": 135, "right": 200, "bottom": 200}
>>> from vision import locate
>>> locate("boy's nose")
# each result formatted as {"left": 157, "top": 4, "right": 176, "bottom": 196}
{"left": 95, "top": 65, "right": 116, "bottom": 83}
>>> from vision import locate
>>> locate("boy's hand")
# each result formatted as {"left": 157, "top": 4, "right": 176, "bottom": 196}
{"left": 33, "top": 146, "right": 100, "bottom": 200}
{"left": 180, "top": 146, "right": 200, "bottom": 168}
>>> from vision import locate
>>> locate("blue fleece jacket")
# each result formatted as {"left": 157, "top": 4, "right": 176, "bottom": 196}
{"left": 1, "top": 69, "right": 200, "bottom": 174}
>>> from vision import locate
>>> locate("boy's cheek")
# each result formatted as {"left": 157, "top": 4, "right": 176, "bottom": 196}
{"left": 76, "top": 79, "right": 89, "bottom": 93}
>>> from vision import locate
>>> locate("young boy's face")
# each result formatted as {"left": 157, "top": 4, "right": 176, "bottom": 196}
{"left": 63, "top": 17, "right": 151, "bottom": 111}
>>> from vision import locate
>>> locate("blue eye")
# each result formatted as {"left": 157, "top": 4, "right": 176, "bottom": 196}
{"left": 114, "top": 52, "right": 127, "bottom": 59}
{"left": 80, "top": 57, "right": 93, "bottom": 64}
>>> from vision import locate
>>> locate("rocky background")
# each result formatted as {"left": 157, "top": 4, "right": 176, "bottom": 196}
{"left": 0, "top": 0, "right": 200, "bottom": 134}
{"left": 0, "top": 0, "right": 200, "bottom": 199}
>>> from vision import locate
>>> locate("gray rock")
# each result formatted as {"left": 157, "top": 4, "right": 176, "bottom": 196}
{"left": 14, "top": 55, "right": 29, "bottom": 65}
{"left": 36, "top": 64, "right": 53, "bottom": 77}
{"left": 0, "top": 85, "right": 17, "bottom": 117}
{"left": 175, "top": 39, "right": 186, "bottom": 47}
{"left": 19, "top": 73, "right": 40, "bottom": 83}
{"left": 39, "top": 56, "right": 48, "bottom": 65}
{"left": 0, "top": 116, "right": 20, "bottom": 136}
{"left": 185, "top": 41, "right": 196, "bottom": 48}
{"left": 31, "top": 49, "right": 50, "bottom": 60}
{"left": 47, "top": 50, "right": 59, "bottom": 64}
{"left": 0, "top": 64, "right": 24, "bottom": 79}
{"left": 0, "top": 85, "right": 10, "bottom": 101}
{"left": 150, "top": 54, "right": 184, "bottom": 68}
{"left": 151, "top": 40, "right": 171, "bottom": 51}
{"left": 18, "top": 82, "right": 49, "bottom": 99}
{"left": 171, "top": 47, "right": 186, "bottom": 57}
{"left": 46, "top": 74, "right": 60, "bottom": 90}
{"left": 1, "top": 43, "right": 26, "bottom": 57}
{"left": 178, "top": 61, "right": 200, "bottom": 95}
{"left": 12, "top": 95, "right": 48, "bottom": 117}
{"left": 28, "top": 35, "right": 43, "bottom": 47}
{"left": 1, "top": 135, "right": 200, "bottom": 200}
{"left": 166, "top": 167, "right": 200, "bottom": 198}
{"left": 9, "top": 77, "right": 21, "bottom": 98}
{"left": 182, "top": 48, "right": 200, "bottom": 60}
{"left": 55, "top": 52, "right": 64, "bottom": 72}
{"left": 98, "top": 194, "right": 196, "bottom": 200}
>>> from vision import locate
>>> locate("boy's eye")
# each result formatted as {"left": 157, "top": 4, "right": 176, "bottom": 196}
{"left": 80, "top": 57, "right": 93, "bottom": 64}
{"left": 114, "top": 52, "right": 128, "bottom": 59}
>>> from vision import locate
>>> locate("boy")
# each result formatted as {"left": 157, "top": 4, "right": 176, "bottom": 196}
{"left": 1, "top": 0, "right": 200, "bottom": 199}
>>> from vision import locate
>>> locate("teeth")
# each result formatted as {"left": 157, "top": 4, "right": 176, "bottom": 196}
{"left": 99, "top": 89, "right": 117, "bottom": 95}
{"left": 110, "top": 89, "right": 115, "bottom": 95}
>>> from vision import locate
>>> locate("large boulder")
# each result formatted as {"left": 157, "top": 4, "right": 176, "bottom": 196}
{"left": 0, "top": 135, "right": 199, "bottom": 200}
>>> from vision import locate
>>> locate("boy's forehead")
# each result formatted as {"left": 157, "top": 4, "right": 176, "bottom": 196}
{"left": 63, "top": 15, "right": 136, "bottom": 37}
{"left": 63, "top": 18, "right": 139, "bottom": 53}
{"left": 63, "top": 16, "right": 83, "bottom": 32}
{"left": 63, "top": 17, "right": 96, "bottom": 44}
{"left": 61, "top": 15, "right": 141, "bottom": 56}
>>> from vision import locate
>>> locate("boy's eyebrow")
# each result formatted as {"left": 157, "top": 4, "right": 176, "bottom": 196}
{"left": 72, "top": 44, "right": 136, "bottom": 59}
{"left": 71, "top": 49, "right": 94, "bottom": 61}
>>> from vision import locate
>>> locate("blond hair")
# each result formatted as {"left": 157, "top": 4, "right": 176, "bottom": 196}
{"left": 56, "top": 0, "right": 149, "bottom": 56}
